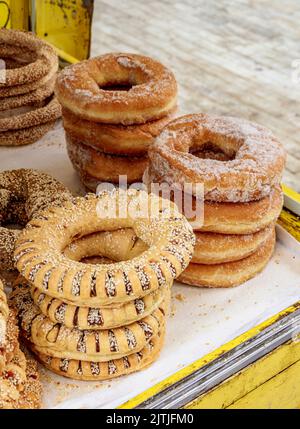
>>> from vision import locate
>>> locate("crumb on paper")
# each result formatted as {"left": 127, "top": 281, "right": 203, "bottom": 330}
{"left": 175, "top": 293, "right": 186, "bottom": 302}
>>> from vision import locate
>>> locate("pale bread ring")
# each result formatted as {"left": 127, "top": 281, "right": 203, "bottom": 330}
{"left": 66, "top": 134, "right": 148, "bottom": 185}
{"left": 192, "top": 225, "right": 274, "bottom": 264}
{"left": 31, "top": 330, "right": 165, "bottom": 381}
{"left": 62, "top": 106, "right": 176, "bottom": 155}
{"left": 0, "top": 29, "right": 58, "bottom": 87}
{"left": 10, "top": 282, "right": 165, "bottom": 362}
{"left": 147, "top": 114, "right": 286, "bottom": 202}
{"left": 178, "top": 228, "right": 276, "bottom": 288}
{"left": 55, "top": 53, "right": 177, "bottom": 124}
{"left": 14, "top": 191, "right": 195, "bottom": 306}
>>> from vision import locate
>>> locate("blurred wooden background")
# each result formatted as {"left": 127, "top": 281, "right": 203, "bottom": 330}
{"left": 92, "top": 0, "right": 300, "bottom": 191}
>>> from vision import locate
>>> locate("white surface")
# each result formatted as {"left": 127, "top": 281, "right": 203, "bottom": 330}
{"left": 1, "top": 124, "right": 300, "bottom": 409}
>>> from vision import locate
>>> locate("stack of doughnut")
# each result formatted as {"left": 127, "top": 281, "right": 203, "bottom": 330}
{"left": 0, "top": 29, "right": 61, "bottom": 146}
{"left": 55, "top": 53, "right": 177, "bottom": 190}
{"left": 0, "top": 169, "right": 73, "bottom": 287}
{"left": 144, "top": 114, "right": 286, "bottom": 288}
{"left": 0, "top": 280, "right": 41, "bottom": 409}
{"left": 11, "top": 190, "right": 195, "bottom": 381}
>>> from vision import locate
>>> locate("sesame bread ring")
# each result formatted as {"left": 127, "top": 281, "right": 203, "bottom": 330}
{"left": 192, "top": 224, "right": 274, "bottom": 264}
{"left": 0, "top": 169, "right": 72, "bottom": 273}
{"left": 0, "top": 61, "right": 58, "bottom": 99}
{"left": 55, "top": 53, "right": 177, "bottom": 125}
{"left": 0, "top": 75, "right": 56, "bottom": 112}
{"left": 10, "top": 283, "right": 165, "bottom": 363}
{"left": 0, "top": 96, "right": 61, "bottom": 132}
{"left": 0, "top": 29, "right": 58, "bottom": 87}
{"left": 14, "top": 190, "right": 195, "bottom": 306}
{"left": 179, "top": 228, "right": 276, "bottom": 288}
{"left": 32, "top": 329, "right": 165, "bottom": 381}
{"left": 31, "top": 285, "right": 166, "bottom": 330}
{"left": 62, "top": 106, "right": 176, "bottom": 156}
{"left": 147, "top": 114, "right": 286, "bottom": 202}
{"left": 66, "top": 134, "right": 148, "bottom": 185}
{"left": 0, "top": 281, "right": 8, "bottom": 372}
{"left": 0, "top": 121, "right": 56, "bottom": 147}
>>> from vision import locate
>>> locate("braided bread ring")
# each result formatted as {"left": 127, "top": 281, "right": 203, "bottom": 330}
{"left": 147, "top": 114, "right": 286, "bottom": 202}
{"left": 10, "top": 283, "right": 165, "bottom": 362}
{"left": 32, "top": 330, "right": 164, "bottom": 381}
{"left": 0, "top": 29, "right": 58, "bottom": 87}
{"left": 56, "top": 53, "right": 177, "bottom": 125}
{"left": 14, "top": 191, "right": 195, "bottom": 306}
{"left": 179, "top": 228, "right": 276, "bottom": 288}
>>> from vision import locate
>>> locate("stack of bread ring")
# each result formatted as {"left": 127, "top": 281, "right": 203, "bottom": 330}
{"left": 0, "top": 28, "right": 61, "bottom": 146}
{"left": 0, "top": 279, "right": 41, "bottom": 409}
{"left": 0, "top": 169, "right": 73, "bottom": 287}
{"left": 11, "top": 189, "right": 195, "bottom": 381}
{"left": 55, "top": 53, "right": 178, "bottom": 190}
{"left": 144, "top": 113, "right": 286, "bottom": 288}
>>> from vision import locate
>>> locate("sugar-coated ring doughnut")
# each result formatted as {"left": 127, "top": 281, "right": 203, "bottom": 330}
{"left": 62, "top": 106, "right": 176, "bottom": 156}
{"left": 192, "top": 225, "right": 274, "bottom": 264}
{"left": 66, "top": 134, "right": 148, "bottom": 184}
{"left": 178, "top": 228, "right": 276, "bottom": 288}
{"left": 0, "top": 29, "right": 58, "bottom": 87}
{"left": 14, "top": 190, "right": 195, "bottom": 306}
{"left": 56, "top": 53, "right": 177, "bottom": 125}
{"left": 147, "top": 114, "right": 286, "bottom": 202}
{"left": 0, "top": 169, "right": 73, "bottom": 273}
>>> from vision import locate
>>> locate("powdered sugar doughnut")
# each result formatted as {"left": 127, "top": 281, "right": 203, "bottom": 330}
{"left": 56, "top": 53, "right": 177, "bottom": 125}
{"left": 147, "top": 114, "right": 286, "bottom": 202}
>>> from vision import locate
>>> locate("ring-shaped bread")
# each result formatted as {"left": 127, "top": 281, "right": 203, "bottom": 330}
{"left": 14, "top": 190, "right": 195, "bottom": 306}
{"left": 147, "top": 114, "right": 286, "bottom": 202}
{"left": 55, "top": 53, "right": 177, "bottom": 124}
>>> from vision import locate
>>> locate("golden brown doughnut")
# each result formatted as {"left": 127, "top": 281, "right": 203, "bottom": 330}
{"left": 66, "top": 134, "right": 148, "bottom": 184}
{"left": 192, "top": 225, "right": 274, "bottom": 264}
{"left": 0, "top": 120, "right": 56, "bottom": 147}
{"left": 56, "top": 53, "right": 177, "bottom": 125}
{"left": 14, "top": 190, "right": 195, "bottom": 306}
{"left": 0, "top": 29, "right": 58, "bottom": 87}
{"left": 0, "top": 169, "right": 72, "bottom": 275}
{"left": 178, "top": 228, "right": 276, "bottom": 288}
{"left": 146, "top": 114, "right": 286, "bottom": 202}
{"left": 199, "top": 186, "right": 283, "bottom": 234}
{"left": 62, "top": 106, "right": 176, "bottom": 156}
